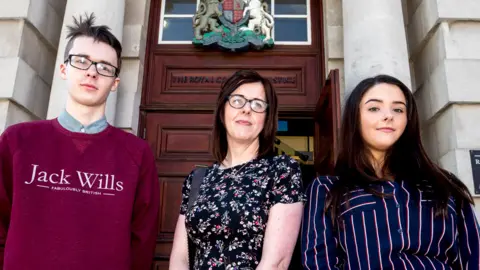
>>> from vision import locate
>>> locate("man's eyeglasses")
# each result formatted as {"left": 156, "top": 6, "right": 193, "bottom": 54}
{"left": 65, "top": 55, "right": 118, "bottom": 77}
{"left": 227, "top": 94, "right": 268, "bottom": 113}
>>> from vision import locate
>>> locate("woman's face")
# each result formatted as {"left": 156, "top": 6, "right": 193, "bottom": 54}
{"left": 223, "top": 82, "right": 267, "bottom": 144}
{"left": 359, "top": 83, "right": 408, "bottom": 155}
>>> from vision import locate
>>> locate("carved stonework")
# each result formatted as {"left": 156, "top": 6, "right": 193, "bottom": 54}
{"left": 192, "top": 0, "right": 274, "bottom": 52}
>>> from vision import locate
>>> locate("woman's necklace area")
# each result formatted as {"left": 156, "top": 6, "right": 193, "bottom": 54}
{"left": 220, "top": 161, "right": 249, "bottom": 180}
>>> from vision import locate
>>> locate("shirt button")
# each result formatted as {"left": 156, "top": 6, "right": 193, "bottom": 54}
{"left": 80, "top": 128, "right": 85, "bottom": 133}
{"left": 398, "top": 229, "right": 403, "bottom": 234}
{"left": 396, "top": 204, "right": 400, "bottom": 208}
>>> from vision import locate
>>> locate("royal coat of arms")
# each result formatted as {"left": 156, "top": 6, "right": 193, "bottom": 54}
{"left": 192, "top": 0, "right": 274, "bottom": 51}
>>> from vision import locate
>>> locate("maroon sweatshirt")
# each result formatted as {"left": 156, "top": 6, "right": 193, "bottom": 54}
{"left": 0, "top": 119, "right": 159, "bottom": 270}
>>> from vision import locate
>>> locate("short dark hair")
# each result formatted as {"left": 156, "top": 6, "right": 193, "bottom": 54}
{"left": 211, "top": 70, "right": 278, "bottom": 163}
{"left": 326, "top": 74, "right": 473, "bottom": 223}
{"left": 64, "top": 13, "right": 122, "bottom": 74}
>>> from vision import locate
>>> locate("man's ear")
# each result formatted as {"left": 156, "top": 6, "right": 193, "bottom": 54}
{"left": 60, "top": 63, "right": 68, "bottom": 80}
{"left": 110, "top": 77, "right": 120, "bottom": 92}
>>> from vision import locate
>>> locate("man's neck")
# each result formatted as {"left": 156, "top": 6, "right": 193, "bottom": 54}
{"left": 222, "top": 138, "right": 259, "bottom": 168}
{"left": 65, "top": 98, "right": 106, "bottom": 126}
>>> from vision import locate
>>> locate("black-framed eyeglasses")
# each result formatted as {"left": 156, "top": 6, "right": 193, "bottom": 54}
{"left": 227, "top": 94, "right": 268, "bottom": 113}
{"left": 65, "top": 54, "right": 118, "bottom": 77}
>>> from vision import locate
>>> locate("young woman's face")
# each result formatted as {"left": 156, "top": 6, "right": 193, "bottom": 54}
{"left": 359, "top": 83, "right": 408, "bottom": 154}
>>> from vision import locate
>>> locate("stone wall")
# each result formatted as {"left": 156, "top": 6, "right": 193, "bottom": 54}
{"left": 0, "top": 0, "right": 67, "bottom": 133}
{"left": 324, "top": 0, "right": 345, "bottom": 99}
{"left": 407, "top": 0, "right": 480, "bottom": 207}
{"left": 115, "top": 0, "right": 151, "bottom": 134}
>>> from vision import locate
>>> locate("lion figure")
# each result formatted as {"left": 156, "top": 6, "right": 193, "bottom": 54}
{"left": 240, "top": 0, "right": 274, "bottom": 42}
{"left": 193, "top": 0, "right": 224, "bottom": 40}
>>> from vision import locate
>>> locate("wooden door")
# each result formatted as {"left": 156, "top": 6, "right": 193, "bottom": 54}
{"left": 141, "top": 0, "right": 327, "bottom": 268}
{"left": 314, "top": 69, "right": 341, "bottom": 176}
{"left": 144, "top": 112, "right": 215, "bottom": 268}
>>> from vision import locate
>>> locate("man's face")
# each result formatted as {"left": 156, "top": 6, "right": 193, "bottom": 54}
{"left": 60, "top": 36, "right": 120, "bottom": 108}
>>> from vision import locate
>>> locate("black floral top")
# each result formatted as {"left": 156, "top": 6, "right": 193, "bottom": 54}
{"left": 179, "top": 154, "right": 306, "bottom": 269}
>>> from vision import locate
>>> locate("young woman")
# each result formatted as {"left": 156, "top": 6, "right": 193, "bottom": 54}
{"left": 170, "top": 70, "right": 305, "bottom": 269}
{"left": 301, "top": 75, "right": 480, "bottom": 269}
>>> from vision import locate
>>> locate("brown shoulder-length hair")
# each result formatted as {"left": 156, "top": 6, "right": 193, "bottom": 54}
{"left": 211, "top": 70, "right": 278, "bottom": 163}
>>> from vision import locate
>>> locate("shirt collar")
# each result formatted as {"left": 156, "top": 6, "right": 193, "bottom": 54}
{"left": 57, "top": 110, "right": 108, "bottom": 134}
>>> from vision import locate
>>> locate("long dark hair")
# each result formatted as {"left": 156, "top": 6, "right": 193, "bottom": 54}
{"left": 326, "top": 74, "right": 473, "bottom": 221}
{"left": 211, "top": 70, "right": 278, "bottom": 163}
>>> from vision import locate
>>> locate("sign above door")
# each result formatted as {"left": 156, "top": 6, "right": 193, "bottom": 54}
{"left": 192, "top": 0, "right": 275, "bottom": 51}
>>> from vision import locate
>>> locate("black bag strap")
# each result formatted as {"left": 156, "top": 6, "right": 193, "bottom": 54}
{"left": 188, "top": 166, "right": 208, "bottom": 211}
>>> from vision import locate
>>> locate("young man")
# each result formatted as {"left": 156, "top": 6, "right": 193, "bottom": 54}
{"left": 0, "top": 13, "right": 159, "bottom": 270}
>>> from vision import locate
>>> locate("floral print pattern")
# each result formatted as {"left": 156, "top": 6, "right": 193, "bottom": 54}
{"left": 179, "top": 154, "right": 306, "bottom": 269}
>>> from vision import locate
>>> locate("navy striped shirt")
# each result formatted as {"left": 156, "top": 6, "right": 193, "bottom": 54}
{"left": 301, "top": 176, "right": 480, "bottom": 269}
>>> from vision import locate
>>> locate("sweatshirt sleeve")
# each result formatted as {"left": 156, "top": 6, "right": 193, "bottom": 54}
{"left": 301, "top": 176, "right": 341, "bottom": 269}
{"left": 0, "top": 130, "right": 13, "bottom": 268}
{"left": 130, "top": 144, "right": 160, "bottom": 270}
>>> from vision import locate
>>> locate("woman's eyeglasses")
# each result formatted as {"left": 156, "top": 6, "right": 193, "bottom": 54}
{"left": 227, "top": 95, "right": 268, "bottom": 113}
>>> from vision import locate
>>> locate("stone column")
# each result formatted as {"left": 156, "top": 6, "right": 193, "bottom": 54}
{"left": 343, "top": 0, "right": 411, "bottom": 93}
{"left": 0, "top": 0, "right": 66, "bottom": 133}
{"left": 46, "top": 0, "right": 126, "bottom": 124}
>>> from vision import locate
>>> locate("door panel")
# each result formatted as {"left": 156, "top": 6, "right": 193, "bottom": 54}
{"left": 146, "top": 54, "right": 319, "bottom": 111}
{"left": 145, "top": 112, "right": 215, "bottom": 263}
{"left": 153, "top": 261, "right": 169, "bottom": 270}
{"left": 159, "top": 177, "right": 184, "bottom": 232}
{"left": 314, "top": 69, "right": 341, "bottom": 176}
{"left": 147, "top": 113, "right": 214, "bottom": 160}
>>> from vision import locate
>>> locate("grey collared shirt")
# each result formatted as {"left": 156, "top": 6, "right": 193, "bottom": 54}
{"left": 57, "top": 110, "right": 108, "bottom": 134}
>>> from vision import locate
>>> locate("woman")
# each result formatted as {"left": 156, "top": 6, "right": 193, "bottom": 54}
{"left": 170, "top": 70, "right": 305, "bottom": 269}
{"left": 301, "top": 75, "right": 480, "bottom": 269}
